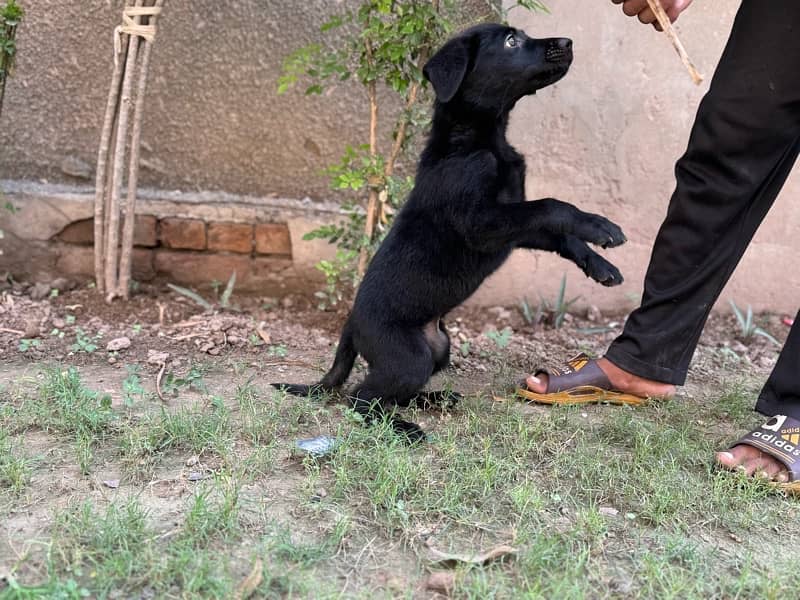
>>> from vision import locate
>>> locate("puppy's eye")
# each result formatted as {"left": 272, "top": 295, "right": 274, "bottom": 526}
{"left": 504, "top": 34, "right": 517, "bottom": 48}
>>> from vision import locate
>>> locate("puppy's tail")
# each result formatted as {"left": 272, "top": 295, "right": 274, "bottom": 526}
{"left": 272, "top": 323, "right": 358, "bottom": 398}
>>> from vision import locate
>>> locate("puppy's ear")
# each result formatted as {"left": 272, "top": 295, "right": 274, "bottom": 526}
{"left": 423, "top": 36, "right": 472, "bottom": 103}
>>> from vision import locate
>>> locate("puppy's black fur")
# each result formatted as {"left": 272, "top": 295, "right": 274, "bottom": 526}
{"left": 274, "top": 24, "right": 626, "bottom": 442}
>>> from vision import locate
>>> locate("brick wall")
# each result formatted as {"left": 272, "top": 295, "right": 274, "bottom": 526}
{"left": 52, "top": 216, "right": 295, "bottom": 289}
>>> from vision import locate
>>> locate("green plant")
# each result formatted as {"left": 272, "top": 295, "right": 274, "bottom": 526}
{"left": 729, "top": 300, "right": 780, "bottom": 346}
{"left": 168, "top": 271, "right": 237, "bottom": 311}
{"left": 70, "top": 328, "right": 101, "bottom": 354}
{"left": 485, "top": 326, "right": 512, "bottom": 350}
{"left": 541, "top": 274, "right": 581, "bottom": 329}
{"left": 17, "top": 338, "right": 39, "bottom": 352}
{"left": 121, "top": 365, "right": 146, "bottom": 407}
{"left": 160, "top": 364, "right": 209, "bottom": 397}
{"left": 0, "top": 0, "right": 23, "bottom": 120}
{"left": 280, "top": 1, "right": 548, "bottom": 307}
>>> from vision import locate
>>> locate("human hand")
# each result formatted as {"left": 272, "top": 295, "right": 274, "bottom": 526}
{"left": 611, "top": 0, "right": 693, "bottom": 29}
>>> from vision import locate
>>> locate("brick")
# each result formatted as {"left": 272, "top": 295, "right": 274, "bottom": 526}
{"left": 134, "top": 215, "right": 158, "bottom": 247}
{"left": 254, "top": 223, "right": 292, "bottom": 256}
{"left": 58, "top": 218, "right": 94, "bottom": 244}
{"left": 160, "top": 218, "right": 206, "bottom": 250}
{"left": 154, "top": 250, "right": 251, "bottom": 285}
{"left": 57, "top": 215, "right": 158, "bottom": 247}
{"left": 55, "top": 245, "right": 154, "bottom": 280}
{"left": 207, "top": 222, "right": 253, "bottom": 254}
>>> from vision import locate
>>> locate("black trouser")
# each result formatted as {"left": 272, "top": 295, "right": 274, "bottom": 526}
{"left": 605, "top": 0, "right": 800, "bottom": 419}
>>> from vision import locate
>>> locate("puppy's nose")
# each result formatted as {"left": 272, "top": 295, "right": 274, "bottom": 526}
{"left": 545, "top": 38, "right": 573, "bottom": 63}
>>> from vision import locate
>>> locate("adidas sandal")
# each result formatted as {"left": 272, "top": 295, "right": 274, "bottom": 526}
{"left": 514, "top": 353, "right": 647, "bottom": 406}
{"left": 727, "top": 414, "right": 800, "bottom": 495}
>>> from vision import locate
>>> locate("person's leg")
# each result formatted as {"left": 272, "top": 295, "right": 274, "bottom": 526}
{"left": 528, "top": 0, "right": 800, "bottom": 397}
{"left": 604, "top": 0, "right": 800, "bottom": 384}
{"left": 716, "top": 310, "right": 800, "bottom": 481}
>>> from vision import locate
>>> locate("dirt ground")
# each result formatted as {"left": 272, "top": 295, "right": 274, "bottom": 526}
{"left": 1, "top": 280, "right": 798, "bottom": 598}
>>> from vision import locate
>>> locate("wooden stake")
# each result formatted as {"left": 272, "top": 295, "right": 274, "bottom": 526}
{"left": 645, "top": 0, "right": 703, "bottom": 85}
{"left": 118, "top": 0, "right": 163, "bottom": 299}
{"left": 94, "top": 0, "right": 134, "bottom": 295}
{"left": 105, "top": 0, "right": 145, "bottom": 301}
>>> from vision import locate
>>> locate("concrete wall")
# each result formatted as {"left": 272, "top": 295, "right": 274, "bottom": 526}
{"left": 2, "top": 0, "right": 798, "bottom": 312}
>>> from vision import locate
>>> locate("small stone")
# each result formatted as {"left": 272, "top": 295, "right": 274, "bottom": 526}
{"left": 281, "top": 296, "right": 294, "bottom": 309}
{"left": 60, "top": 156, "right": 93, "bottom": 180}
{"left": 108, "top": 356, "right": 117, "bottom": 365}
{"left": 599, "top": 506, "right": 619, "bottom": 517}
{"left": 185, "top": 455, "right": 200, "bottom": 467}
{"left": 147, "top": 349, "right": 170, "bottom": 365}
{"left": 187, "top": 471, "right": 205, "bottom": 481}
{"left": 102, "top": 479, "right": 120, "bottom": 489}
{"left": 425, "top": 572, "right": 455, "bottom": 594}
{"left": 208, "top": 346, "right": 221, "bottom": 356}
{"left": 50, "top": 278, "right": 72, "bottom": 291}
{"left": 586, "top": 305, "right": 602, "bottom": 322}
{"left": 314, "top": 487, "right": 327, "bottom": 498}
{"left": 106, "top": 336, "right": 131, "bottom": 352}
{"left": 30, "top": 282, "right": 51, "bottom": 301}
{"left": 732, "top": 341, "right": 748, "bottom": 354}
{"left": 52, "top": 317, "right": 66, "bottom": 328}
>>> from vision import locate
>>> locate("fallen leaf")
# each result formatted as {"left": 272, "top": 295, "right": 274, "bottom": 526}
{"left": 427, "top": 544, "right": 517, "bottom": 568}
{"left": 102, "top": 479, "right": 120, "bottom": 489}
{"left": 599, "top": 506, "right": 619, "bottom": 517}
{"left": 425, "top": 571, "right": 455, "bottom": 595}
{"left": 233, "top": 558, "right": 263, "bottom": 600}
{"left": 147, "top": 349, "right": 169, "bottom": 365}
{"left": 256, "top": 322, "right": 271, "bottom": 345}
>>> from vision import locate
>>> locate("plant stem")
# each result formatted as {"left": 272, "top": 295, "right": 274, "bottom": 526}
{"left": 358, "top": 39, "right": 380, "bottom": 277}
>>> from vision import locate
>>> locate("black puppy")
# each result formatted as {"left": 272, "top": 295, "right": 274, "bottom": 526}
{"left": 274, "top": 24, "right": 626, "bottom": 441}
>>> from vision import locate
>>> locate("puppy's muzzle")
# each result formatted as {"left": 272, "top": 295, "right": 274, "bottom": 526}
{"left": 545, "top": 38, "right": 572, "bottom": 63}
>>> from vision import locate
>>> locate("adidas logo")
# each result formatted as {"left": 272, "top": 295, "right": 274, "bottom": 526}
{"left": 752, "top": 415, "right": 800, "bottom": 457}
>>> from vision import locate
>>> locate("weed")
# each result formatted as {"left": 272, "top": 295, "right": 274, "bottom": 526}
{"left": 267, "top": 343, "right": 288, "bottom": 358}
{"left": 541, "top": 273, "right": 581, "bottom": 329}
{"left": 168, "top": 271, "right": 237, "bottom": 311}
{"left": 17, "top": 338, "right": 39, "bottom": 352}
{"left": 0, "top": 430, "right": 32, "bottom": 494}
{"left": 69, "top": 328, "right": 101, "bottom": 354}
{"left": 160, "top": 363, "right": 209, "bottom": 397}
{"left": 485, "top": 327, "right": 512, "bottom": 350}
{"left": 121, "top": 364, "right": 146, "bottom": 407}
{"left": 729, "top": 300, "right": 780, "bottom": 345}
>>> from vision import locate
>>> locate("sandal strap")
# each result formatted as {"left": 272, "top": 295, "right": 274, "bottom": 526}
{"left": 535, "top": 353, "right": 613, "bottom": 394}
{"left": 733, "top": 415, "right": 800, "bottom": 482}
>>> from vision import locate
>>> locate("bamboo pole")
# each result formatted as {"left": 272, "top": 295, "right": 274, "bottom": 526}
{"left": 104, "top": 0, "right": 145, "bottom": 300}
{"left": 118, "top": 0, "right": 163, "bottom": 299}
{"left": 94, "top": 0, "right": 134, "bottom": 294}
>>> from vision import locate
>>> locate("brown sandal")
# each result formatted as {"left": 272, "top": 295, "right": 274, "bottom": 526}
{"left": 514, "top": 353, "right": 647, "bottom": 406}
{"left": 728, "top": 414, "right": 800, "bottom": 495}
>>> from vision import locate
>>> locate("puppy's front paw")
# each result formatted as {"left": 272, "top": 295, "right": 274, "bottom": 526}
{"left": 584, "top": 254, "right": 624, "bottom": 287}
{"left": 575, "top": 214, "right": 627, "bottom": 249}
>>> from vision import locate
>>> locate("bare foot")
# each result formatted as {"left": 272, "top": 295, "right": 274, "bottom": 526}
{"left": 524, "top": 357, "right": 676, "bottom": 398}
{"left": 715, "top": 444, "right": 789, "bottom": 482}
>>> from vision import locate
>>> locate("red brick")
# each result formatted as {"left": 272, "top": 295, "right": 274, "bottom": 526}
{"left": 207, "top": 222, "right": 253, "bottom": 254}
{"left": 160, "top": 218, "right": 206, "bottom": 250}
{"left": 254, "top": 223, "right": 292, "bottom": 256}
{"left": 58, "top": 219, "right": 94, "bottom": 244}
{"left": 57, "top": 215, "right": 158, "bottom": 247}
{"left": 134, "top": 215, "right": 158, "bottom": 247}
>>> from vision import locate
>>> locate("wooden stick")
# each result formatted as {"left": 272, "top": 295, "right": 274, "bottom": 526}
{"left": 105, "top": 0, "right": 145, "bottom": 301}
{"left": 645, "top": 0, "right": 703, "bottom": 85}
{"left": 94, "top": 0, "right": 134, "bottom": 294}
{"left": 118, "top": 0, "right": 163, "bottom": 299}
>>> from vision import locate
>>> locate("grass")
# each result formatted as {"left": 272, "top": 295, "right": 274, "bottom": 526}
{"left": 1, "top": 359, "right": 798, "bottom": 598}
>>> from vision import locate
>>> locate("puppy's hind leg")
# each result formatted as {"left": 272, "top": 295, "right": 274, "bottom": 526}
{"left": 350, "top": 336, "right": 434, "bottom": 443}
{"left": 416, "top": 320, "right": 463, "bottom": 409}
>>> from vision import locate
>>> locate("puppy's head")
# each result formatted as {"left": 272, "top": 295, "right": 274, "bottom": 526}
{"left": 423, "top": 24, "right": 572, "bottom": 108}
